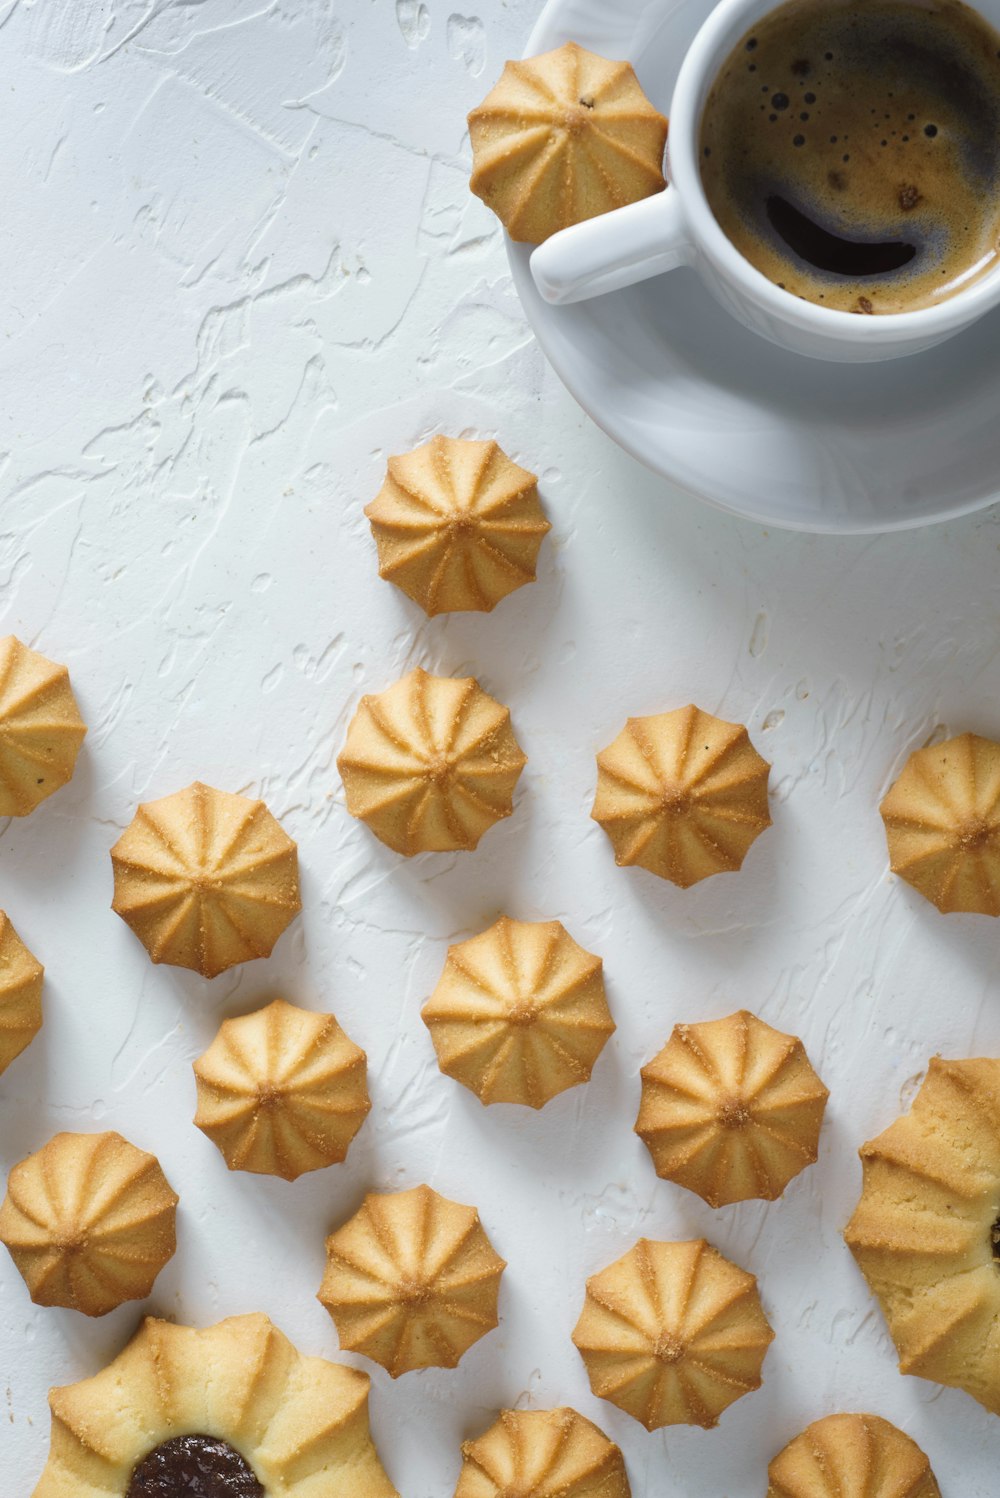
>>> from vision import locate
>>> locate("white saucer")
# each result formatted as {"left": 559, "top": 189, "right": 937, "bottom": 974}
{"left": 509, "top": 0, "right": 1000, "bottom": 532}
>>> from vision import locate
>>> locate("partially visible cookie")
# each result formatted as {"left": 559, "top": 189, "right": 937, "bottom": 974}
{"left": 319, "top": 1184, "right": 505, "bottom": 1376}
{"left": 767, "top": 1412, "right": 940, "bottom": 1497}
{"left": 111, "top": 781, "right": 301, "bottom": 977}
{"left": 573, "top": 1237, "right": 774, "bottom": 1429}
{"left": 366, "top": 436, "right": 549, "bottom": 616}
{"left": 0, "top": 635, "right": 86, "bottom": 816}
{"left": 469, "top": 42, "right": 668, "bottom": 244}
{"left": 844, "top": 1055, "right": 1000, "bottom": 1415}
{"left": 422, "top": 915, "right": 613, "bottom": 1108}
{"left": 456, "top": 1407, "right": 630, "bottom": 1498}
{"left": 193, "top": 997, "right": 371, "bottom": 1180}
{"left": 880, "top": 731, "right": 1000, "bottom": 914}
{"left": 31, "top": 1312, "right": 398, "bottom": 1497}
{"left": 338, "top": 668, "right": 526, "bottom": 855}
{"left": 636, "top": 1009, "right": 828, "bottom": 1206}
{"left": 592, "top": 704, "right": 771, "bottom": 885}
{"left": 0, "top": 912, "right": 43, "bottom": 1077}
{"left": 0, "top": 1130, "right": 177, "bottom": 1316}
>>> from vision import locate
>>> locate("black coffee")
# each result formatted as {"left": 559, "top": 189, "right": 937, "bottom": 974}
{"left": 700, "top": 0, "right": 1000, "bottom": 311}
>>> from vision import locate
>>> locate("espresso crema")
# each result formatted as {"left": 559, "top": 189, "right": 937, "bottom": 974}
{"left": 700, "top": 0, "right": 1000, "bottom": 311}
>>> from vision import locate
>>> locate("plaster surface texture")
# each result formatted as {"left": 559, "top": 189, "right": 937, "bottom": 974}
{"left": 1, "top": 2, "right": 999, "bottom": 1493}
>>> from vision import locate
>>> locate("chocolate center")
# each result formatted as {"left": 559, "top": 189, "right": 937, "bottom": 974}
{"left": 992, "top": 1216, "right": 1000, "bottom": 1262}
{"left": 126, "top": 1435, "right": 265, "bottom": 1498}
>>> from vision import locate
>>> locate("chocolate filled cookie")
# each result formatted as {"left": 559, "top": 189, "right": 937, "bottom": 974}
{"left": 31, "top": 1313, "right": 397, "bottom": 1498}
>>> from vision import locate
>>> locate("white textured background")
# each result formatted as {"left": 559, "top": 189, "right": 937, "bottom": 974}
{"left": 2, "top": 1, "right": 1000, "bottom": 1493}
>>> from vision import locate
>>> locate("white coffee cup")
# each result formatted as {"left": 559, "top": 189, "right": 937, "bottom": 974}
{"left": 529, "top": 0, "right": 1000, "bottom": 362}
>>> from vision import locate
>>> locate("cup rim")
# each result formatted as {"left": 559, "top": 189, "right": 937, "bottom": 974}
{"left": 668, "top": 0, "right": 1000, "bottom": 339}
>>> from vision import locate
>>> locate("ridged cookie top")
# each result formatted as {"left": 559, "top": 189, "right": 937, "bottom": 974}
{"left": 421, "top": 916, "right": 613, "bottom": 1108}
{"left": 0, "top": 1130, "right": 177, "bottom": 1317}
{"left": 456, "top": 1407, "right": 630, "bottom": 1498}
{"left": 110, "top": 781, "right": 301, "bottom": 978}
{"left": 366, "top": 436, "right": 549, "bottom": 616}
{"left": 636, "top": 1009, "right": 828, "bottom": 1207}
{"left": 592, "top": 705, "right": 771, "bottom": 886}
{"left": 338, "top": 668, "right": 526, "bottom": 856}
{"left": 193, "top": 998, "right": 370, "bottom": 1180}
{"left": 572, "top": 1237, "right": 774, "bottom": 1430}
{"left": 880, "top": 731, "right": 1000, "bottom": 914}
{"left": 767, "top": 1412, "right": 940, "bottom": 1498}
{"left": 469, "top": 42, "right": 668, "bottom": 244}
{"left": 0, "top": 912, "right": 43, "bottom": 1077}
{"left": 31, "top": 1312, "right": 398, "bottom": 1497}
{"left": 844, "top": 1055, "right": 1000, "bottom": 1415}
{"left": 319, "top": 1184, "right": 506, "bottom": 1376}
{"left": 0, "top": 635, "right": 86, "bottom": 816}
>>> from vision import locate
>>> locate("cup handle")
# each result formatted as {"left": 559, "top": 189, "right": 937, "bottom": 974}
{"left": 529, "top": 186, "right": 693, "bottom": 305}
